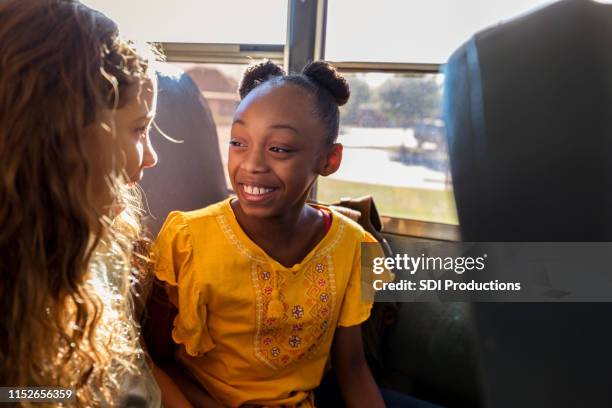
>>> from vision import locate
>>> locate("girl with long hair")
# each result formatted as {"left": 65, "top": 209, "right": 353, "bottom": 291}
{"left": 0, "top": 0, "right": 160, "bottom": 405}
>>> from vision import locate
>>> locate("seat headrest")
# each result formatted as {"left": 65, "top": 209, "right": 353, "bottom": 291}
{"left": 444, "top": 0, "right": 612, "bottom": 241}
{"left": 139, "top": 63, "right": 229, "bottom": 236}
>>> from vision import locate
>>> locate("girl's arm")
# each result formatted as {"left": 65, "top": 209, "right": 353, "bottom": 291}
{"left": 331, "top": 325, "right": 385, "bottom": 408}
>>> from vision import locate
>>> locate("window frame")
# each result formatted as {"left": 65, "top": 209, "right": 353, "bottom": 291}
{"left": 382, "top": 216, "right": 460, "bottom": 242}
{"left": 330, "top": 61, "right": 440, "bottom": 74}
{"left": 159, "top": 0, "right": 460, "bottom": 241}
{"left": 161, "top": 43, "right": 284, "bottom": 65}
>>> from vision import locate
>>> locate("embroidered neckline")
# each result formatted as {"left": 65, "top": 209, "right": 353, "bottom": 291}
{"left": 216, "top": 198, "right": 345, "bottom": 270}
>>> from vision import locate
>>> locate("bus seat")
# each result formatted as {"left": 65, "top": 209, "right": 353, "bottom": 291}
{"left": 140, "top": 63, "right": 229, "bottom": 236}
{"left": 381, "top": 297, "right": 481, "bottom": 408}
{"left": 444, "top": 0, "right": 612, "bottom": 242}
{"left": 328, "top": 197, "right": 481, "bottom": 406}
{"left": 444, "top": 1, "right": 612, "bottom": 407}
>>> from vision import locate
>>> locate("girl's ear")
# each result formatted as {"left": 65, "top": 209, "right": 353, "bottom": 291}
{"left": 319, "top": 143, "right": 343, "bottom": 176}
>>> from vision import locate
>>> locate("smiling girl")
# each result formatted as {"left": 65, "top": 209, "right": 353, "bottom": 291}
{"left": 153, "top": 60, "right": 384, "bottom": 407}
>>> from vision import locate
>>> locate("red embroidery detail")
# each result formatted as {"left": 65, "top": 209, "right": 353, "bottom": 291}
{"left": 253, "top": 259, "right": 336, "bottom": 370}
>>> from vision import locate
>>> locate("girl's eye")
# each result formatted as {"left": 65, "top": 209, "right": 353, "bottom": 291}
{"left": 134, "top": 127, "right": 148, "bottom": 139}
{"left": 229, "top": 140, "right": 246, "bottom": 147}
{"left": 269, "top": 146, "right": 293, "bottom": 153}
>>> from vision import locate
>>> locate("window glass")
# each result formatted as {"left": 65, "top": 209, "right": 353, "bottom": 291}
{"left": 81, "top": 1, "right": 287, "bottom": 44}
{"left": 317, "top": 72, "right": 458, "bottom": 224}
{"left": 325, "top": 0, "right": 556, "bottom": 63}
{"left": 158, "top": 65, "right": 456, "bottom": 223}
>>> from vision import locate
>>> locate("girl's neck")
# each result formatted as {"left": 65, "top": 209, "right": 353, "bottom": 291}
{"left": 231, "top": 198, "right": 310, "bottom": 242}
{"left": 230, "top": 198, "right": 324, "bottom": 267}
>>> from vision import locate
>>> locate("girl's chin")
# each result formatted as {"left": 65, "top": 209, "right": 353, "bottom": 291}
{"left": 127, "top": 169, "right": 144, "bottom": 186}
{"left": 130, "top": 176, "right": 143, "bottom": 186}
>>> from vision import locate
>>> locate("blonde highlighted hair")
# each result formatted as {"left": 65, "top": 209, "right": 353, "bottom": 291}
{"left": 0, "top": 0, "right": 156, "bottom": 405}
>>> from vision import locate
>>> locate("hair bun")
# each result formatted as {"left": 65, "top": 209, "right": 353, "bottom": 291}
{"left": 302, "top": 61, "right": 350, "bottom": 106}
{"left": 238, "top": 60, "right": 285, "bottom": 99}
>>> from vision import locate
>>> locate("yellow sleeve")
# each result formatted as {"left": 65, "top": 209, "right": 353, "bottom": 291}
{"left": 337, "top": 231, "right": 380, "bottom": 327}
{"left": 154, "top": 211, "right": 215, "bottom": 356}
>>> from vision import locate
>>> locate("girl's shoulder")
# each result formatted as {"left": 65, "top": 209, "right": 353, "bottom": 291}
{"left": 154, "top": 199, "right": 233, "bottom": 276}
{"left": 157, "top": 198, "right": 232, "bottom": 245}
{"left": 316, "top": 203, "right": 372, "bottom": 243}
{"left": 162, "top": 198, "right": 231, "bottom": 228}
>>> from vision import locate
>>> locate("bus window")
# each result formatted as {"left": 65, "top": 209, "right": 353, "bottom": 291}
{"left": 325, "top": 0, "right": 554, "bottom": 64}
{"left": 80, "top": 0, "right": 287, "bottom": 44}
{"left": 316, "top": 72, "right": 458, "bottom": 224}
{"left": 78, "top": 0, "right": 555, "bottom": 228}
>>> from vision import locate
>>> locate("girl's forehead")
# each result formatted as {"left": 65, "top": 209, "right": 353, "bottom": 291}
{"left": 233, "top": 82, "right": 326, "bottom": 140}
{"left": 236, "top": 82, "right": 314, "bottom": 119}
{"left": 123, "top": 80, "right": 156, "bottom": 112}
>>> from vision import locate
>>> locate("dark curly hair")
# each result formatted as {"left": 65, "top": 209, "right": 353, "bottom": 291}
{"left": 238, "top": 60, "right": 350, "bottom": 144}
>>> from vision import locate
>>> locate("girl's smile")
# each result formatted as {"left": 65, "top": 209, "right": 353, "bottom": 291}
{"left": 238, "top": 182, "right": 278, "bottom": 203}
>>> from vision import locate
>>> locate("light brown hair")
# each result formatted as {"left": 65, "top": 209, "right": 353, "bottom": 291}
{"left": 0, "top": 0, "right": 154, "bottom": 405}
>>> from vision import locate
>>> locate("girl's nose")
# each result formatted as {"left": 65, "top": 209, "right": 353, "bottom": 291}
{"left": 241, "top": 147, "right": 268, "bottom": 173}
{"left": 142, "top": 134, "right": 158, "bottom": 169}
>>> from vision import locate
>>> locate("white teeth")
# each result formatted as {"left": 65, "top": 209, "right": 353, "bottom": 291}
{"left": 243, "top": 184, "right": 273, "bottom": 195}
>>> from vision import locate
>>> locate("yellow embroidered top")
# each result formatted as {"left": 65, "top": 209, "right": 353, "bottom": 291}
{"left": 154, "top": 198, "right": 378, "bottom": 407}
